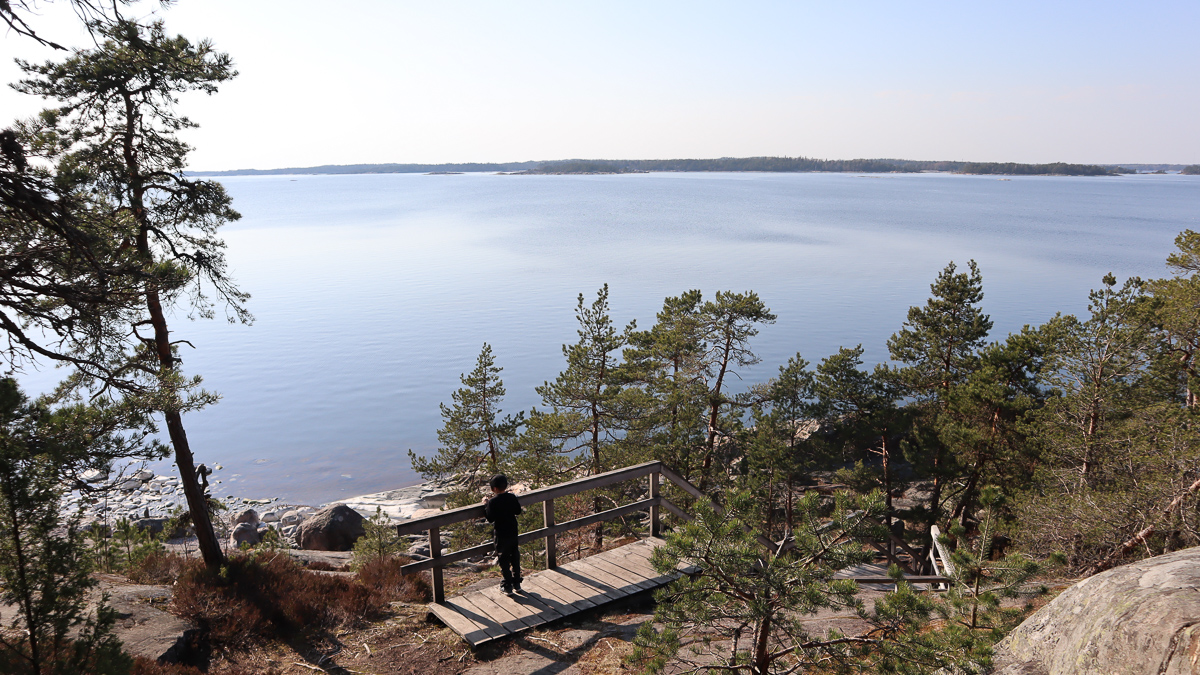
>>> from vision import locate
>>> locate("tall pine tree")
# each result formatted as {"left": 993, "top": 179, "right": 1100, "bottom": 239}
{"left": 409, "top": 343, "right": 522, "bottom": 489}
{"left": 884, "top": 261, "right": 992, "bottom": 532}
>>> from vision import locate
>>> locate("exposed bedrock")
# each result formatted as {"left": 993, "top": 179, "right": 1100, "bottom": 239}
{"left": 995, "top": 546, "right": 1200, "bottom": 675}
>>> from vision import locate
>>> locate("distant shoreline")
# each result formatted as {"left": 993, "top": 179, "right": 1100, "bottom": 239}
{"left": 191, "top": 157, "right": 1195, "bottom": 178}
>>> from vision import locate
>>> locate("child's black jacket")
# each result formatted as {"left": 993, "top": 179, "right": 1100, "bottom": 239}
{"left": 484, "top": 492, "right": 523, "bottom": 539}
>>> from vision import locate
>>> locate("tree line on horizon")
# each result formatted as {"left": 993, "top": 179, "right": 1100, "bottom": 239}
{"left": 192, "top": 156, "right": 1138, "bottom": 177}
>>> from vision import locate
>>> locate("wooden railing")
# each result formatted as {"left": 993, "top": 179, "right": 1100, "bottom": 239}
{"left": 927, "top": 524, "right": 956, "bottom": 591}
{"left": 396, "top": 460, "right": 698, "bottom": 603}
{"left": 396, "top": 460, "right": 952, "bottom": 602}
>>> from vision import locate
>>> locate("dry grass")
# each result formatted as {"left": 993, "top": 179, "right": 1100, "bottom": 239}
{"left": 171, "top": 551, "right": 390, "bottom": 650}
{"left": 125, "top": 550, "right": 189, "bottom": 585}
{"left": 357, "top": 555, "right": 433, "bottom": 603}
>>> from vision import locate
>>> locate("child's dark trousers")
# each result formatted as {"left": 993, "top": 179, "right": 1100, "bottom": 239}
{"left": 495, "top": 536, "right": 521, "bottom": 584}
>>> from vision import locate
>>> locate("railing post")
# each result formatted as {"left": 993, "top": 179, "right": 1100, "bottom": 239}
{"left": 649, "top": 471, "right": 660, "bottom": 537}
{"left": 544, "top": 498, "right": 557, "bottom": 569}
{"left": 429, "top": 525, "right": 444, "bottom": 604}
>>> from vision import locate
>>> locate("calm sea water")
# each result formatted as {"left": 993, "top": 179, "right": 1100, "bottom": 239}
{"left": 17, "top": 172, "right": 1200, "bottom": 503}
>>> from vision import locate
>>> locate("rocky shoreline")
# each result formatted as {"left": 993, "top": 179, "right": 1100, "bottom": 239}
{"left": 67, "top": 464, "right": 455, "bottom": 551}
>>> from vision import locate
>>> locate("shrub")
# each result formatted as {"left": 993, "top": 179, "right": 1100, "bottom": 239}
{"left": 355, "top": 555, "right": 432, "bottom": 603}
{"left": 130, "top": 658, "right": 256, "bottom": 675}
{"left": 130, "top": 657, "right": 203, "bottom": 674}
{"left": 171, "top": 551, "right": 388, "bottom": 650}
{"left": 125, "top": 550, "right": 188, "bottom": 585}
{"left": 351, "top": 506, "right": 401, "bottom": 569}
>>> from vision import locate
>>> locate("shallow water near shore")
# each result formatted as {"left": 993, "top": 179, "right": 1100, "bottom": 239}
{"left": 16, "top": 172, "right": 1200, "bottom": 504}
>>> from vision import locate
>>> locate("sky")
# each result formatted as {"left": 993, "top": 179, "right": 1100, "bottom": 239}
{"left": 1, "top": 1, "right": 1198, "bottom": 171}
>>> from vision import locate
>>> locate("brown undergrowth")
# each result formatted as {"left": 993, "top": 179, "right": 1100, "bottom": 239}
{"left": 127, "top": 551, "right": 431, "bottom": 654}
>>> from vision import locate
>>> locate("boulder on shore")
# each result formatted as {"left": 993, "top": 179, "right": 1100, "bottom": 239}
{"left": 994, "top": 546, "right": 1200, "bottom": 675}
{"left": 231, "top": 522, "right": 260, "bottom": 548}
{"left": 297, "top": 504, "right": 365, "bottom": 551}
{"left": 233, "top": 508, "right": 259, "bottom": 526}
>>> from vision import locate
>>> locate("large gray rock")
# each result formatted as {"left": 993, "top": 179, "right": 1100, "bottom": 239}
{"left": 231, "top": 522, "right": 261, "bottom": 547}
{"left": 995, "top": 546, "right": 1200, "bottom": 675}
{"left": 297, "top": 503, "right": 365, "bottom": 551}
{"left": 232, "top": 508, "right": 259, "bottom": 526}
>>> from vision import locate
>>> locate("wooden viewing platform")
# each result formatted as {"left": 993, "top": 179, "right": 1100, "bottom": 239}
{"left": 394, "top": 461, "right": 701, "bottom": 645}
{"left": 428, "top": 538, "right": 697, "bottom": 646}
{"left": 395, "top": 461, "right": 951, "bottom": 646}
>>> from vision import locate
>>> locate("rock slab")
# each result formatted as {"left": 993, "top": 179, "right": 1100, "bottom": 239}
{"left": 995, "top": 546, "right": 1200, "bottom": 675}
{"left": 297, "top": 503, "right": 365, "bottom": 551}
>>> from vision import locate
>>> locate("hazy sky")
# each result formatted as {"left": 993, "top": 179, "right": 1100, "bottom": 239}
{"left": 2, "top": 1, "right": 1197, "bottom": 170}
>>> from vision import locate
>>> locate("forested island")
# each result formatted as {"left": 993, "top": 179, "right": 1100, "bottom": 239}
{"left": 193, "top": 156, "right": 1145, "bottom": 177}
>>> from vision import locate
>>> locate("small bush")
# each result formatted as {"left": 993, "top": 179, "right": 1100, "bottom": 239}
{"left": 131, "top": 658, "right": 257, "bottom": 675}
{"left": 356, "top": 555, "right": 432, "bottom": 603}
{"left": 352, "top": 506, "right": 402, "bottom": 569}
{"left": 171, "top": 551, "right": 388, "bottom": 650}
{"left": 125, "top": 550, "right": 188, "bottom": 585}
{"left": 131, "top": 656, "right": 204, "bottom": 674}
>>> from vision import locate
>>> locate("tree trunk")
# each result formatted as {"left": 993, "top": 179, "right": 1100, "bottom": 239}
{"left": 123, "top": 89, "right": 224, "bottom": 569}
{"left": 1085, "top": 475, "right": 1200, "bottom": 576}
{"left": 146, "top": 286, "right": 225, "bottom": 569}
{"left": 592, "top": 392, "right": 603, "bottom": 551}
{"left": 882, "top": 433, "right": 892, "bottom": 559}
{"left": 0, "top": 473, "right": 41, "bottom": 671}
{"left": 700, "top": 338, "right": 733, "bottom": 492}
{"left": 753, "top": 614, "right": 772, "bottom": 675}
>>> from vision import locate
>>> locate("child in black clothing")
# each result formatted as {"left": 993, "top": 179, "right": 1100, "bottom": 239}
{"left": 483, "top": 474, "right": 523, "bottom": 593}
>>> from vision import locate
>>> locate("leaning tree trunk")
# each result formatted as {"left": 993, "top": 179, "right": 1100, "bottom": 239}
{"left": 146, "top": 280, "right": 225, "bottom": 569}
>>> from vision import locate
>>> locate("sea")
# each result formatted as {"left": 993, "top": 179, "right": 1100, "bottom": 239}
{"left": 15, "top": 171, "right": 1200, "bottom": 504}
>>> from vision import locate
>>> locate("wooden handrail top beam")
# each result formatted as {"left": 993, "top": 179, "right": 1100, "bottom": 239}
{"left": 397, "top": 461, "right": 665, "bottom": 536}
{"left": 844, "top": 576, "right": 951, "bottom": 584}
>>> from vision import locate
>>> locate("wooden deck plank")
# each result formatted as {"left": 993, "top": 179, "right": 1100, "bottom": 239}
{"left": 428, "top": 603, "right": 492, "bottom": 645}
{"left": 468, "top": 588, "right": 535, "bottom": 632}
{"left": 505, "top": 586, "right": 570, "bottom": 624}
{"left": 444, "top": 596, "right": 507, "bottom": 643}
{"left": 603, "top": 553, "right": 677, "bottom": 588}
{"left": 571, "top": 558, "right": 651, "bottom": 595}
{"left": 586, "top": 557, "right": 659, "bottom": 592}
{"left": 429, "top": 538, "right": 686, "bottom": 646}
{"left": 621, "top": 538, "right": 699, "bottom": 575}
{"left": 604, "top": 546, "right": 665, "bottom": 577}
{"left": 519, "top": 574, "right": 597, "bottom": 613}
{"left": 544, "top": 566, "right": 622, "bottom": 604}
{"left": 554, "top": 562, "right": 627, "bottom": 601}
{"left": 595, "top": 555, "right": 663, "bottom": 588}
{"left": 531, "top": 571, "right": 600, "bottom": 609}
{"left": 476, "top": 585, "right": 552, "bottom": 628}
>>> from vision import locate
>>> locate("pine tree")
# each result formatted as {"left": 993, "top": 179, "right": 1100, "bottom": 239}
{"left": 810, "top": 346, "right": 906, "bottom": 537}
{"left": 884, "top": 261, "right": 992, "bottom": 530}
{"left": 697, "top": 291, "right": 776, "bottom": 490}
{"left": 632, "top": 488, "right": 955, "bottom": 675}
{"left": 0, "top": 379, "right": 135, "bottom": 675}
{"left": 14, "top": 18, "right": 246, "bottom": 569}
{"left": 740, "top": 353, "right": 815, "bottom": 539}
{"left": 519, "top": 285, "right": 634, "bottom": 547}
{"left": 938, "top": 327, "right": 1050, "bottom": 526}
{"left": 621, "top": 291, "right": 709, "bottom": 479}
{"left": 1146, "top": 229, "right": 1200, "bottom": 406}
{"left": 1037, "top": 275, "right": 1149, "bottom": 487}
{"left": 409, "top": 343, "right": 523, "bottom": 487}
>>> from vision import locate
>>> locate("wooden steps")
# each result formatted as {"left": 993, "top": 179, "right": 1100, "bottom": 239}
{"left": 428, "top": 537, "right": 691, "bottom": 646}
